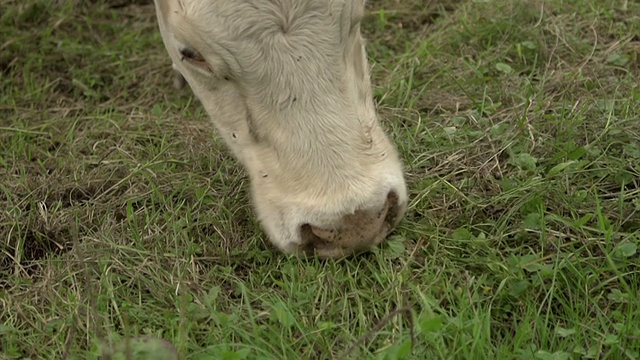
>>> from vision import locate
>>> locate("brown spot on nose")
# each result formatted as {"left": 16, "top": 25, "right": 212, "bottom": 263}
{"left": 299, "top": 191, "right": 401, "bottom": 259}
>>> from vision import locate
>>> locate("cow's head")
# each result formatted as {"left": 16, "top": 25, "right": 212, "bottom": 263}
{"left": 154, "top": 0, "right": 407, "bottom": 258}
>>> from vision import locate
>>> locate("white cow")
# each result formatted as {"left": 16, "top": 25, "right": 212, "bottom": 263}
{"left": 153, "top": 0, "right": 407, "bottom": 258}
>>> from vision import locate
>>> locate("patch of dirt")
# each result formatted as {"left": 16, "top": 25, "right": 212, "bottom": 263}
{"left": 20, "top": 227, "right": 72, "bottom": 263}
{"left": 0, "top": 171, "right": 130, "bottom": 277}
{"left": 366, "top": 0, "right": 464, "bottom": 30}
{"left": 52, "top": 0, "right": 153, "bottom": 9}
{"left": 1, "top": 0, "right": 164, "bottom": 113}
{"left": 362, "top": 0, "right": 465, "bottom": 56}
{"left": 104, "top": 0, "right": 153, "bottom": 8}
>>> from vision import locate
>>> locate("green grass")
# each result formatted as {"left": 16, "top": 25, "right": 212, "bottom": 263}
{"left": 1, "top": 0, "right": 639, "bottom": 359}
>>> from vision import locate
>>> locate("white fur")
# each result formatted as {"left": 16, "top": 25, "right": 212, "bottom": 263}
{"left": 153, "top": 0, "right": 407, "bottom": 255}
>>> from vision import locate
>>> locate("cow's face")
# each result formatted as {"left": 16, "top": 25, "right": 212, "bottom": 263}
{"left": 154, "top": 0, "right": 407, "bottom": 258}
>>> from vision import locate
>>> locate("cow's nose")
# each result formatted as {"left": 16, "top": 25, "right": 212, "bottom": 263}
{"left": 298, "top": 191, "right": 405, "bottom": 259}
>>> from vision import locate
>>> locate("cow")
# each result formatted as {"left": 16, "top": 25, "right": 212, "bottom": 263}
{"left": 153, "top": 0, "right": 407, "bottom": 258}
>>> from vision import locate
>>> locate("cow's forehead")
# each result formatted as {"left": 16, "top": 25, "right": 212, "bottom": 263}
{"left": 179, "top": 0, "right": 359, "bottom": 45}
{"left": 176, "top": 0, "right": 361, "bottom": 101}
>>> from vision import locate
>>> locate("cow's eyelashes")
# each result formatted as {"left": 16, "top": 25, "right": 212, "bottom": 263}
{"left": 179, "top": 47, "right": 210, "bottom": 71}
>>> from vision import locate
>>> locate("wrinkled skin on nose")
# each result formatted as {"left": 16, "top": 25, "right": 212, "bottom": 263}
{"left": 299, "top": 191, "right": 402, "bottom": 259}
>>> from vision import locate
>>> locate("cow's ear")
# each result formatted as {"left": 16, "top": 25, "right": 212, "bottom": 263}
{"left": 339, "top": 0, "right": 365, "bottom": 44}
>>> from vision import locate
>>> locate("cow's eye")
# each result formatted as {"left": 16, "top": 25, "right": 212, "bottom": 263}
{"left": 179, "top": 47, "right": 210, "bottom": 71}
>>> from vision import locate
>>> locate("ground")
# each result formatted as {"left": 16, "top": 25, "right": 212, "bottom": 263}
{"left": 1, "top": 0, "right": 639, "bottom": 359}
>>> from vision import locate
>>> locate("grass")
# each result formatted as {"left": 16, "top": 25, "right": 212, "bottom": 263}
{"left": 1, "top": 0, "right": 639, "bottom": 358}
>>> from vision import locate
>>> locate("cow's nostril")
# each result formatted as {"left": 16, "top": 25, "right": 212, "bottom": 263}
{"left": 384, "top": 190, "right": 402, "bottom": 229}
{"left": 298, "top": 190, "right": 404, "bottom": 259}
